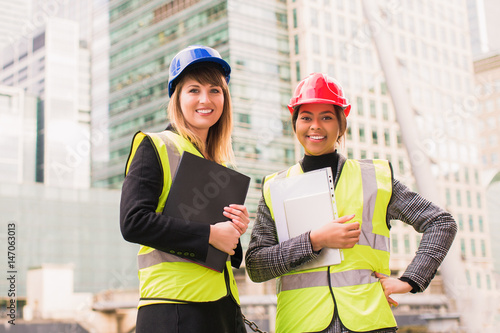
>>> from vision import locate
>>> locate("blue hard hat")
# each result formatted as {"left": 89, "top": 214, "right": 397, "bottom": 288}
{"left": 168, "top": 45, "right": 231, "bottom": 97}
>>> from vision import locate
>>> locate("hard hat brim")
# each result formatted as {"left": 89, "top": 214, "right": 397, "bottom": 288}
{"left": 288, "top": 98, "right": 351, "bottom": 116}
{"left": 168, "top": 57, "right": 231, "bottom": 97}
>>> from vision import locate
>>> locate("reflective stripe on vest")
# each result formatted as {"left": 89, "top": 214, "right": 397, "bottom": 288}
{"left": 125, "top": 131, "right": 240, "bottom": 308}
{"left": 280, "top": 269, "right": 379, "bottom": 292}
{"left": 357, "top": 160, "right": 390, "bottom": 252}
{"left": 264, "top": 159, "right": 396, "bottom": 333}
{"left": 138, "top": 249, "right": 192, "bottom": 269}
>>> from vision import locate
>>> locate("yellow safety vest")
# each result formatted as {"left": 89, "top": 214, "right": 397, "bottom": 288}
{"left": 263, "top": 159, "right": 397, "bottom": 332}
{"left": 125, "top": 130, "right": 240, "bottom": 308}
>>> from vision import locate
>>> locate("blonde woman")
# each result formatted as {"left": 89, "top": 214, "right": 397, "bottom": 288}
{"left": 121, "top": 45, "right": 249, "bottom": 333}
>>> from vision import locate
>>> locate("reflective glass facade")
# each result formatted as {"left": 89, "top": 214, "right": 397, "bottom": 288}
{"left": 102, "top": 0, "right": 293, "bottom": 237}
{"left": 0, "top": 183, "right": 138, "bottom": 296}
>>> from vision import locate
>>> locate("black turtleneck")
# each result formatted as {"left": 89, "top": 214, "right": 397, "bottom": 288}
{"left": 300, "top": 151, "right": 339, "bottom": 180}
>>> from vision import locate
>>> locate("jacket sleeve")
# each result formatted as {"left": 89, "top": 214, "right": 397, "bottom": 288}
{"left": 387, "top": 179, "right": 458, "bottom": 292}
{"left": 245, "top": 196, "right": 319, "bottom": 282}
{"left": 120, "top": 138, "right": 211, "bottom": 261}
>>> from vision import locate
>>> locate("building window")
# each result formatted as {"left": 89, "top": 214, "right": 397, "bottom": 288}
{"left": 384, "top": 129, "right": 390, "bottom": 146}
{"left": 295, "top": 61, "right": 301, "bottom": 80}
{"left": 381, "top": 81, "right": 387, "bottom": 95}
{"left": 310, "top": 8, "right": 318, "bottom": 27}
{"left": 478, "top": 216, "right": 483, "bottom": 232}
{"left": 346, "top": 127, "right": 352, "bottom": 140}
{"left": 2, "top": 59, "right": 14, "bottom": 70}
{"left": 324, "top": 13, "right": 331, "bottom": 31}
{"left": 481, "top": 239, "right": 486, "bottom": 257}
{"left": 326, "top": 38, "right": 334, "bottom": 56}
{"left": 294, "top": 35, "right": 299, "bottom": 55}
{"left": 456, "top": 190, "right": 461, "bottom": 206}
{"left": 382, "top": 102, "right": 389, "bottom": 120}
{"left": 469, "top": 215, "right": 474, "bottom": 232}
{"left": 446, "top": 188, "right": 451, "bottom": 206}
{"left": 361, "top": 150, "right": 367, "bottom": 159}
{"left": 357, "top": 97, "right": 364, "bottom": 116}
{"left": 392, "top": 234, "right": 398, "bottom": 253}
{"left": 372, "top": 129, "right": 378, "bottom": 144}
{"left": 471, "top": 239, "right": 476, "bottom": 256}
{"left": 476, "top": 272, "right": 481, "bottom": 289}
{"left": 465, "top": 270, "right": 471, "bottom": 286}
{"left": 238, "top": 113, "right": 250, "bottom": 124}
{"left": 359, "top": 124, "right": 365, "bottom": 142}
{"left": 404, "top": 234, "right": 410, "bottom": 254}
{"left": 347, "top": 148, "right": 354, "bottom": 159}
{"left": 458, "top": 214, "right": 464, "bottom": 231}
{"left": 398, "top": 158, "right": 404, "bottom": 175}
{"left": 396, "top": 131, "right": 402, "bottom": 147}
{"left": 466, "top": 190, "right": 471, "bottom": 208}
{"left": 33, "top": 32, "right": 46, "bottom": 52}
{"left": 338, "top": 16, "right": 345, "bottom": 35}
{"left": 293, "top": 8, "right": 298, "bottom": 28}
{"left": 313, "top": 60, "right": 321, "bottom": 73}
{"left": 2, "top": 74, "right": 14, "bottom": 86}
{"left": 312, "top": 34, "right": 320, "bottom": 53}
{"left": 477, "top": 193, "right": 482, "bottom": 209}
{"left": 460, "top": 239, "right": 465, "bottom": 257}
{"left": 370, "top": 100, "right": 376, "bottom": 118}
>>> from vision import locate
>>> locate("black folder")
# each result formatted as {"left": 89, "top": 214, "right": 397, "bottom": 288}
{"left": 162, "top": 151, "right": 251, "bottom": 272}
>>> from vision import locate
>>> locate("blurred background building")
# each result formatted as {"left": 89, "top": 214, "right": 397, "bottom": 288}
{"left": 0, "top": 0, "right": 33, "bottom": 52}
{"left": 1, "top": 0, "right": 499, "bottom": 332}
{"left": 470, "top": 0, "right": 500, "bottom": 327}
{"left": 474, "top": 53, "right": 500, "bottom": 297}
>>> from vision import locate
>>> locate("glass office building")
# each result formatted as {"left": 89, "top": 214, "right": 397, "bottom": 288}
{"left": 1, "top": 18, "right": 92, "bottom": 189}
{"left": 97, "top": 1, "right": 499, "bottom": 330}
{"left": 100, "top": 0, "right": 292, "bottom": 225}
{"left": 0, "top": 183, "right": 138, "bottom": 297}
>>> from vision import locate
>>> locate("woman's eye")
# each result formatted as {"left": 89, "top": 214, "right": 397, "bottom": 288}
{"left": 211, "top": 88, "right": 221, "bottom": 93}
{"left": 189, "top": 89, "right": 199, "bottom": 93}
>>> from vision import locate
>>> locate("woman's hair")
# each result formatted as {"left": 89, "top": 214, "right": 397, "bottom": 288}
{"left": 167, "top": 64, "right": 235, "bottom": 165}
{"left": 292, "top": 104, "right": 348, "bottom": 146}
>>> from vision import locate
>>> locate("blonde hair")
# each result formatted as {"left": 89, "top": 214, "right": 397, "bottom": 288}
{"left": 167, "top": 64, "right": 235, "bottom": 165}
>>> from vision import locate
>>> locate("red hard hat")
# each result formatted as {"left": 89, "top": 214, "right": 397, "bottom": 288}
{"left": 288, "top": 73, "right": 351, "bottom": 117}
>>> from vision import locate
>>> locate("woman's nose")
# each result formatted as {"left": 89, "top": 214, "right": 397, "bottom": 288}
{"left": 199, "top": 90, "right": 210, "bottom": 103}
{"left": 310, "top": 119, "right": 320, "bottom": 129}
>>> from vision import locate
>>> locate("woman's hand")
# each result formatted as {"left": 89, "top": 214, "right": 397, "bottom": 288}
{"left": 375, "top": 272, "right": 412, "bottom": 307}
{"left": 209, "top": 222, "right": 240, "bottom": 255}
{"left": 309, "top": 214, "right": 360, "bottom": 251}
{"left": 223, "top": 204, "right": 250, "bottom": 235}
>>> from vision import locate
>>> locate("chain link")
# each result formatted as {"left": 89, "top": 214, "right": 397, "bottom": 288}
{"left": 242, "top": 313, "right": 268, "bottom": 333}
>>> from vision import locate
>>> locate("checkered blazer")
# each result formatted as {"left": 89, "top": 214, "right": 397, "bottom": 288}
{"left": 245, "top": 154, "right": 457, "bottom": 293}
